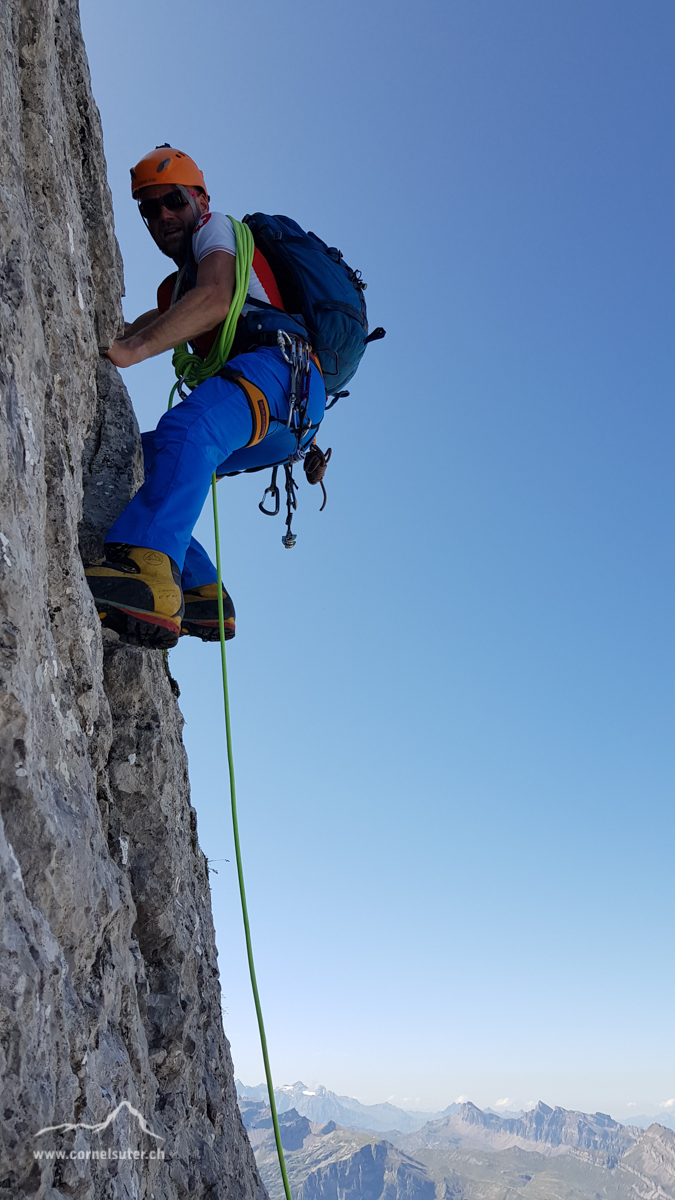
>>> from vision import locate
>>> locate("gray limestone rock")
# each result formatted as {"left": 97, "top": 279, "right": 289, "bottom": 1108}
{"left": 0, "top": 1, "right": 265, "bottom": 1198}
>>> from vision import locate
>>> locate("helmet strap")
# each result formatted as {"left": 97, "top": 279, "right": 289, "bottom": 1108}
{"left": 176, "top": 184, "right": 203, "bottom": 228}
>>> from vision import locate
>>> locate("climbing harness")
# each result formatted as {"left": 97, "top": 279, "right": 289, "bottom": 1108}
{"left": 217, "top": 367, "right": 271, "bottom": 448}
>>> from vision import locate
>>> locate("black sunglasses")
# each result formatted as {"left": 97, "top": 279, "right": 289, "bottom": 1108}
{"left": 138, "top": 189, "right": 190, "bottom": 220}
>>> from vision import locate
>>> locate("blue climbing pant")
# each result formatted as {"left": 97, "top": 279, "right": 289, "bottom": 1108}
{"left": 106, "top": 348, "right": 326, "bottom": 587}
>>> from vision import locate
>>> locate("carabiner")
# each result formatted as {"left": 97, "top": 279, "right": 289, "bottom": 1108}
{"left": 276, "top": 329, "right": 294, "bottom": 364}
{"left": 259, "top": 466, "right": 280, "bottom": 516}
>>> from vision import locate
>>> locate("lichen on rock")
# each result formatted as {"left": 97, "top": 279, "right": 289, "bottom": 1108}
{"left": 0, "top": 1, "right": 265, "bottom": 1196}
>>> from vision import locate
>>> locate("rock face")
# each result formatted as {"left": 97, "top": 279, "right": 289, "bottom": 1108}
{"left": 0, "top": 2, "right": 265, "bottom": 1197}
{"left": 620, "top": 1124, "right": 675, "bottom": 1197}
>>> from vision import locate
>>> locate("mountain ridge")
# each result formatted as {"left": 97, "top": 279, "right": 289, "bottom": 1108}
{"left": 238, "top": 1094, "right": 675, "bottom": 1200}
{"left": 395, "top": 1099, "right": 642, "bottom": 1159}
{"left": 236, "top": 1080, "right": 459, "bottom": 1134}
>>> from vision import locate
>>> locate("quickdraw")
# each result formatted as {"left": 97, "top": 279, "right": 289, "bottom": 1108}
{"left": 281, "top": 464, "right": 299, "bottom": 549}
{"left": 258, "top": 330, "right": 316, "bottom": 550}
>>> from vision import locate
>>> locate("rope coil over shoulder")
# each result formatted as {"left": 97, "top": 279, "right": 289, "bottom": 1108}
{"left": 169, "top": 216, "right": 255, "bottom": 405}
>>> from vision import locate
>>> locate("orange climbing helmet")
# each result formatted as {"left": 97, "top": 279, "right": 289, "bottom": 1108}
{"left": 130, "top": 145, "right": 207, "bottom": 198}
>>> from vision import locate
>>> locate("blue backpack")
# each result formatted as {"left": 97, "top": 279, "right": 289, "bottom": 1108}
{"left": 242, "top": 213, "right": 385, "bottom": 399}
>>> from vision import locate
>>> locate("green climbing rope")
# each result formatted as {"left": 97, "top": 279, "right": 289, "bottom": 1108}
{"left": 168, "top": 216, "right": 255, "bottom": 406}
{"left": 165, "top": 218, "right": 293, "bottom": 1200}
{"left": 211, "top": 476, "right": 294, "bottom": 1200}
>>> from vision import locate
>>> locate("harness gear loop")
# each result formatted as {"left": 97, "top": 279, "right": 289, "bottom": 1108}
{"left": 259, "top": 466, "right": 280, "bottom": 516}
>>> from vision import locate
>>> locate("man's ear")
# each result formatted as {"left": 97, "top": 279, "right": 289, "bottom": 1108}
{"left": 193, "top": 189, "right": 209, "bottom": 215}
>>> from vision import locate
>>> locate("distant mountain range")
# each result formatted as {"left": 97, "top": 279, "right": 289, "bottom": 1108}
{"left": 623, "top": 1109, "right": 675, "bottom": 1131}
{"left": 237, "top": 1079, "right": 675, "bottom": 1137}
{"left": 238, "top": 1091, "right": 675, "bottom": 1200}
{"left": 236, "top": 1079, "right": 459, "bottom": 1134}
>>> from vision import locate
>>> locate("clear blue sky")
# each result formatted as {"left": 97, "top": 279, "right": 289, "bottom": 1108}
{"left": 80, "top": 0, "right": 674, "bottom": 1120}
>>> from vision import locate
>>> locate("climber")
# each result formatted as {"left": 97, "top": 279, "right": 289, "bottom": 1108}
{"left": 85, "top": 146, "right": 326, "bottom": 649}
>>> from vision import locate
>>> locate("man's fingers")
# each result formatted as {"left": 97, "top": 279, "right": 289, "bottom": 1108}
{"left": 104, "top": 340, "right": 132, "bottom": 368}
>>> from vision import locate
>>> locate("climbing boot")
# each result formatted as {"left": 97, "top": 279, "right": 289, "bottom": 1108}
{"left": 181, "top": 583, "right": 236, "bottom": 642}
{"left": 86, "top": 543, "right": 184, "bottom": 649}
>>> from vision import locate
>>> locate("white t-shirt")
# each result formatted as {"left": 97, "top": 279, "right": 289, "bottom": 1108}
{"left": 192, "top": 211, "right": 277, "bottom": 312}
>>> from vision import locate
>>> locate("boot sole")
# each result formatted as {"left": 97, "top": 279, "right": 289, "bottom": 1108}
{"left": 180, "top": 619, "right": 236, "bottom": 643}
{"left": 93, "top": 599, "right": 180, "bottom": 649}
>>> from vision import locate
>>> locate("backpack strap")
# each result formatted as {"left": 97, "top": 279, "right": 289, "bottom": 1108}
{"left": 218, "top": 366, "right": 271, "bottom": 447}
